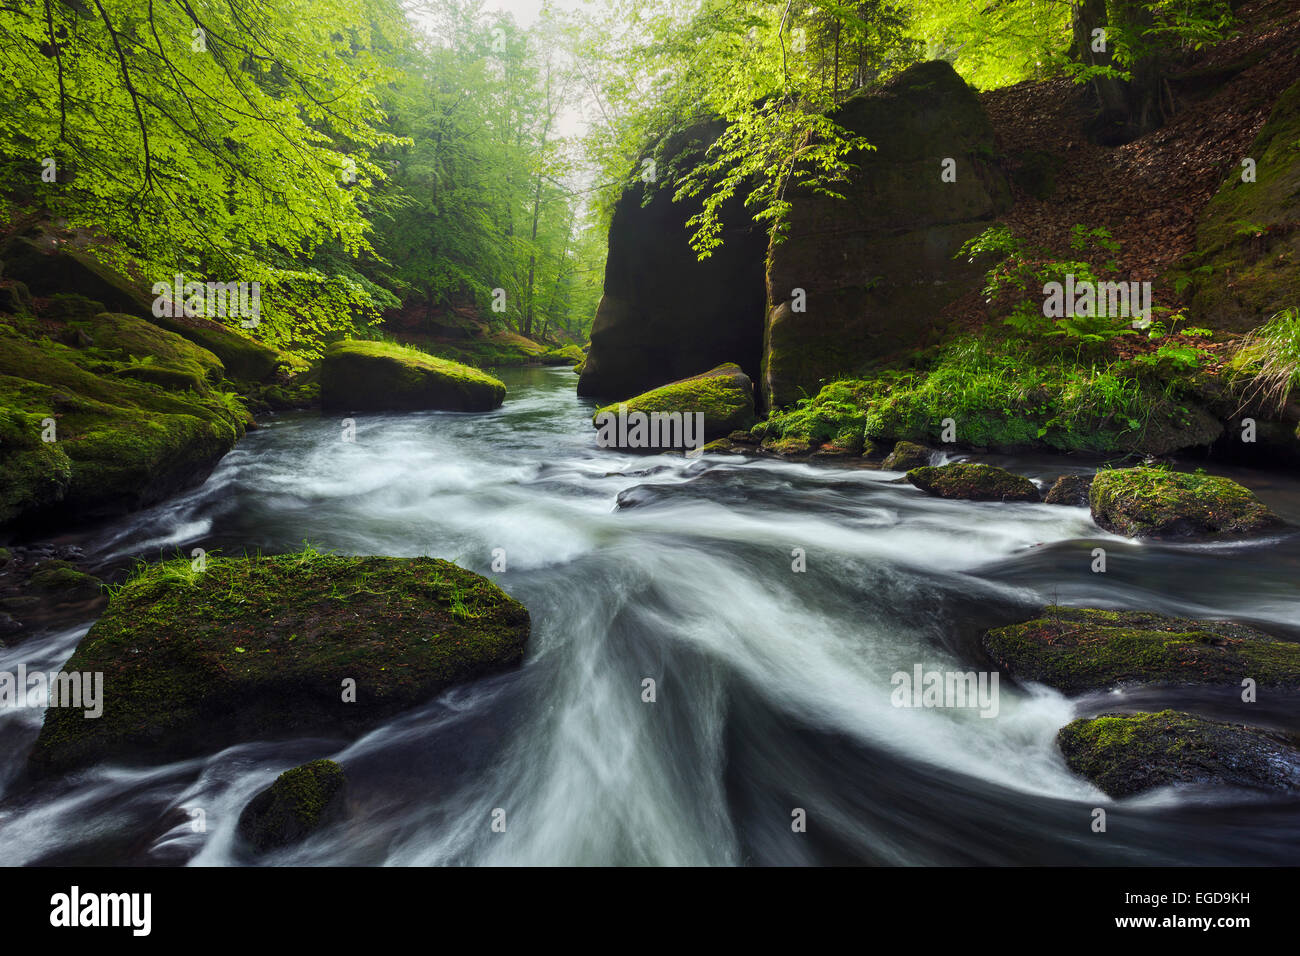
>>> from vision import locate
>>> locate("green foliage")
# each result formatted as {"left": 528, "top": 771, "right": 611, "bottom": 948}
{"left": 1231, "top": 307, "right": 1300, "bottom": 414}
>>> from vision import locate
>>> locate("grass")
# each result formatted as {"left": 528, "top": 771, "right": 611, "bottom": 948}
{"left": 1231, "top": 306, "right": 1300, "bottom": 414}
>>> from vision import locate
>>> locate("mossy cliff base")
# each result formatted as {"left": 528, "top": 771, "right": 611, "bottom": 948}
{"left": 984, "top": 606, "right": 1300, "bottom": 694}
{"left": 1058, "top": 710, "right": 1300, "bottom": 797}
{"left": 1089, "top": 466, "right": 1282, "bottom": 538}
{"left": 238, "top": 759, "right": 347, "bottom": 853}
{"left": 28, "top": 553, "right": 530, "bottom": 776}
{"left": 320, "top": 340, "right": 506, "bottom": 413}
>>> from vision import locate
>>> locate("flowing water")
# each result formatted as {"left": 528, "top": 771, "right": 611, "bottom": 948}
{"left": 3, "top": 366, "right": 1299, "bottom": 865}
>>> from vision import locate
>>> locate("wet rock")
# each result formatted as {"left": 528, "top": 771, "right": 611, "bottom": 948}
{"left": 28, "top": 553, "right": 530, "bottom": 775}
{"left": 593, "top": 362, "right": 755, "bottom": 448}
{"left": 905, "top": 462, "right": 1040, "bottom": 502}
{"left": 983, "top": 606, "right": 1300, "bottom": 694}
{"left": 882, "top": 441, "right": 933, "bottom": 471}
{"left": 1089, "top": 466, "right": 1282, "bottom": 538}
{"left": 1044, "top": 473, "right": 1093, "bottom": 506}
{"left": 238, "top": 759, "right": 347, "bottom": 853}
{"left": 1058, "top": 710, "right": 1300, "bottom": 797}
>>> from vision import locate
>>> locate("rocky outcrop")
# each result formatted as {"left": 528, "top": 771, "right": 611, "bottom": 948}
{"left": 984, "top": 606, "right": 1300, "bottom": 694}
{"left": 1186, "top": 78, "right": 1300, "bottom": 332}
{"left": 1089, "top": 466, "right": 1282, "bottom": 538}
{"left": 1058, "top": 711, "right": 1300, "bottom": 797}
{"left": 593, "top": 362, "right": 756, "bottom": 449}
{"left": 882, "top": 440, "right": 933, "bottom": 471}
{"left": 28, "top": 554, "right": 531, "bottom": 775}
{"left": 763, "top": 61, "right": 1013, "bottom": 407}
{"left": 2, "top": 235, "right": 280, "bottom": 381}
{"left": 906, "top": 462, "right": 1040, "bottom": 501}
{"left": 1044, "top": 473, "right": 1093, "bottom": 506}
{"left": 238, "top": 759, "right": 347, "bottom": 853}
{"left": 577, "top": 122, "right": 769, "bottom": 401}
{"left": 320, "top": 340, "right": 506, "bottom": 413}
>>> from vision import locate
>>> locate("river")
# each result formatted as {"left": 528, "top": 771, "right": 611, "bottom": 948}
{"left": 2, "top": 365, "right": 1299, "bottom": 865}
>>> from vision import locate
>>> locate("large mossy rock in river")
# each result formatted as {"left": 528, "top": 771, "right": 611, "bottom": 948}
{"left": 320, "top": 340, "right": 506, "bottom": 413}
{"left": 28, "top": 554, "right": 531, "bottom": 776}
{"left": 1185, "top": 78, "right": 1300, "bottom": 333}
{"left": 592, "top": 362, "right": 756, "bottom": 448}
{"left": 984, "top": 606, "right": 1300, "bottom": 694}
{"left": 238, "top": 759, "right": 347, "bottom": 853}
{"left": 762, "top": 61, "right": 1013, "bottom": 407}
{"left": 0, "top": 320, "right": 246, "bottom": 530}
{"left": 576, "top": 120, "right": 770, "bottom": 401}
{"left": 1, "top": 235, "right": 280, "bottom": 381}
{"left": 1089, "top": 466, "right": 1282, "bottom": 538}
{"left": 1058, "top": 710, "right": 1300, "bottom": 798}
{"left": 906, "top": 462, "right": 1040, "bottom": 501}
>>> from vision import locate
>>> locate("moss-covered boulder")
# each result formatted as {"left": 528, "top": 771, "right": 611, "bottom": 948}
{"left": 28, "top": 553, "right": 530, "bottom": 775}
{"left": 882, "top": 440, "right": 933, "bottom": 471}
{"left": 593, "top": 362, "right": 755, "bottom": 448}
{"left": 86, "top": 312, "right": 225, "bottom": 391}
{"left": 1044, "top": 473, "right": 1093, "bottom": 506}
{"left": 906, "top": 462, "right": 1040, "bottom": 502}
{"left": 763, "top": 61, "right": 1013, "bottom": 407}
{"left": 750, "top": 379, "right": 867, "bottom": 456}
{"left": 1089, "top": 467, "right": 1282, "bottom": 538}
{"left": 540, "top": 344, "right": 585, "bottom": 366}
{"left": 320, "top": 340, "right": 506, "bottom": 413}
{"left": 238, "top": 759, "right": 347, "bottom": 853}
{"left": 1058, "top": 711, "right": 1300, "bottom": 797}
{"left": 1185, "top": 78, "right": 1300, "bottom": 332}
{"left": 984, "top": 606, "right": 1300, "bottom": 694}
{"left": 28, "top": 560, "right": 104, "bottom": 602}
{"left": 0, "top": 326, "right": 246, "bottom": 530}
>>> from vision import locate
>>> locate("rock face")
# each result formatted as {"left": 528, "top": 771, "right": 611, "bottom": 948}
{"left": 763, "top": 61, "right": 1012, "bottom": 407}
{"left": 1057, "top": 711, "right": 1300, "bottom": 797}
{"left": 1187, "top": 78, "right": 1300, "bottom": 332}
{"left": 29, "top": 554, "right": 530, "bottom": 776}
{"left": 577, "top": 122, "right": 771, "bottom": 401}
{"left": 593, "top": 362, "right": 756, "bottom": 448}
{"left": 320, "top": 340, "right": 506, "bottom": 413}
{"left": 906, "top": 462, "right": 1040, "bottom": 501}
{"left": 1089, "top": 466, "right": 1282, "bottom": 538}
{"left": 2, "top": 235, "right": 280, "bottom": 381}
{"left": 984, "top": 606, "right": 1300, "bottom": 694}
{"left": 238, "top": 759, "right": 347, "bottom": 853}
{"left": 1044, "top": 474, "right": 1093, "bottom": 506}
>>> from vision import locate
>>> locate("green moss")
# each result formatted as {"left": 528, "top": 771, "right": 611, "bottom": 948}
{"left": 1089, "top": 466, "right": 1282, "bottom": 537}
{"left": 540, "top": 344, "right": 586, "bottom": 366}
{"left": 751, "top": 379, "right": 868, "bottom": 454}
{"left": 1057, "top": 710, "right": 1300, "bottom": 797}
{"left": 594, "top": 363, "right": 755, "bottom": 442}
{"left": 906, "top": 462, "right": 1040, "bottom": 501}
{"left": 985, "top": 606, "right": 1300, "bottom": 693}
{"left": 237, "top": 759, "right": 346, "bottom": 852}
{"left": 28, "top": 563, "right": 103, "bottom": 598}
{"left": 29, "top": 551, "right": 531, "bottom": 775}
{"left": 0, "top": 325, "right": 246, "bottom": 528}
{"left": 320, "top": 339, "right": 506, "bottom": 412}
{"left": 84, "top": 312, "right": 225, "bottom": 386}
{"left": 881, "top": 440, "right": 932, "bottom": 471}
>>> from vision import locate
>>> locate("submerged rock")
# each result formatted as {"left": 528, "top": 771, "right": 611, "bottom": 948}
{"left": 1089, "top": 466, "right": 1282, "bottom": 537}
{"left": 320, "top": 340, "right": 506, "bottom": 413}
{"left": 882, "top": 441, "right": 933, "bottom": 471}
{"left": 983, "top": 606, "right": 1300, "bottom": 693}
{"left": 593, "top": 362, "right": 755, "bottom": 448}
{"left": 1058, "top": 710, "right": 1300, "bottom": 797}
{"left": 28, "top": 554, "right": 530, "bottom": 775}
{"left": 238, "top": 759, "right": 347, "bottom": 853}
{"left": 905, "top": 462, "right": 1040, "bottom": 501}
{"left": 1044, "top": 473, "right": 1093, "bottom": 506}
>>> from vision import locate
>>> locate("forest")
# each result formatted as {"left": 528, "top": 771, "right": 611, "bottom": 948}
{"left": 0, "top": 0, "right": 1299, "bottom": 890}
